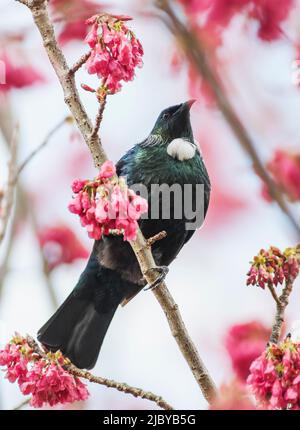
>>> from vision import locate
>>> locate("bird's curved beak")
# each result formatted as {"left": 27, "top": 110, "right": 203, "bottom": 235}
{"left": 178, "top": 99, "right": 196, "bottom": 114}
{"left": 177, "top": 100, "right": 196, "bottom": 116}
{"left": 186, "top": 99, "right": 196, "bottom": 109}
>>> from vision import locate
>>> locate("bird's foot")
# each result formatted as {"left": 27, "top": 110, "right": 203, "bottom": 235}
{"left": 143, "top": 266, "right": 169, "bottom": 291}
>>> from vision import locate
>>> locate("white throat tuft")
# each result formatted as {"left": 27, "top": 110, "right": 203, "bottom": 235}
{"left": 167, "top": 138, "right": 196, "bottom": 161}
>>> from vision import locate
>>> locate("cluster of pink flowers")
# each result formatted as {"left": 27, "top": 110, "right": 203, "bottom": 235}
{"left": 68, "top": 160, "right": 148, "bottom": 241}
{"left": 179, "top": 0, "right": 294, "bottom": 42}
{"left": 38, "top": 225, "right": 89, "bottom": 272}
{"left": 225, "top": 321, "right": 270, "bottom": 381}
{"left": 262, "top": 150, "right": 300, "bottom": 203}
{"left": 247, "top": 338, "right": 300, "bottom": 409}
{"left": 84, "top": 13, "right": 144, "bottom": 95}
{"left": 246, "top": 245, "right": 300, "bottom": 289}
{"left": 0, "top": 35, "right": 43, "bottom": 93}
{"left": 0, "top": 335, "right": 89, "bottom": 408}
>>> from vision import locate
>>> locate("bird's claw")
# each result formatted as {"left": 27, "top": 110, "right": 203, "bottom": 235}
{"left": 143, "top": 266, "right": 169, "bottom": 291}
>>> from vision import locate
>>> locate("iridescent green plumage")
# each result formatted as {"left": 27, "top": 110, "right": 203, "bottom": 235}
{"left": 38, "top": 101, "right": 211, "bottom": 369}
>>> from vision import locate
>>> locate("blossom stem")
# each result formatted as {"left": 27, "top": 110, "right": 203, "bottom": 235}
{"left": 69, "top": 52, "right": 91, "bottom": 75}
{"left": 267, "top": 284, "right": 281, "bottom": 306}
{"left": 91, "top": 96, "right": 107, "bottom": 139}
{"left": 156, "top": 0, "right": 300, "bottom": 238}
{"left": 13, "top": 398, "right": 30, "bottom": 410}
{"left": 270, "top": 278, "right": 294, "bottom": 344}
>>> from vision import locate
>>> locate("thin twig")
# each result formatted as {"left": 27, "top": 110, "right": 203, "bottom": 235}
{"left": 146, "top": 231, "right": 167, "bottom": 247}
{"left": 13, "top": 398, "right": 30, "bottom": 410}
{"left": 0, "top": 126, "right": 19, "bottom": 244}
{"left": 16, "top": 116, "right": 72, "bottom": 178}
{"left": 270, "top": 278, "right": 294, "bottom": 344}
{"left": 68, "top": 365, "right": 173, "bottom": 410}
{"left": 156, "top": 0, "right": 300, "bottom": 237}
{"left": 267, "top": 284, "right": 281, "bottom": 306}
{"left": 16, "top": 0, "right": 217, "bottom": 404}
{"left": 69, "top": 51, "right": 91, "bottom": 75}
{"left": 91, "top": 96, "right": 107, "bottom": 139}
{"left": 26, "top": 336, "right": 173, "bottom": 410}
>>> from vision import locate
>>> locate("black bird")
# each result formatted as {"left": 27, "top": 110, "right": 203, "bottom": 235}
{"left": 38, "top": 101, "right": 211, "bottom": 369}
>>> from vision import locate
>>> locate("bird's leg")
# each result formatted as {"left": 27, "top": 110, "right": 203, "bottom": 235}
{"left": 143, "top": 266, "right": 169, "bottom": 291}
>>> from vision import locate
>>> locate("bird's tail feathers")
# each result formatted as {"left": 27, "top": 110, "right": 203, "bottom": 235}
{"left": 37, "top": 260, "right": 125, "bottom": 369}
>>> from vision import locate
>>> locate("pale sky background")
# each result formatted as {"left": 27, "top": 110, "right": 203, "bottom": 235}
{"left": 1, "top": 0, "right": 300, "bottom": 410}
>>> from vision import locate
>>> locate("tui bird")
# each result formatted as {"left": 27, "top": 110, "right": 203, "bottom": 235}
{"left": 37, "top": 100, "right": 211, "bottom": 369}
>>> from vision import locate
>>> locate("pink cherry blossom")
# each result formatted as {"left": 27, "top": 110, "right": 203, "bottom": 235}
{"left": 71, "top": 179, "right": 87, "bottom": 193}
{"left": 38, "top": 225, "right": 89, "bottom": 271}
{"left": 248, "top": 339, "right": 300, "bottom": 409}
{"left": 0, "top": 42, "right": 43, "bottom": 93}
{"left": 128, "top": 194, "right": 149, "bottom": 220}
{"left": 0, "top": 335, "right": 89, "bottom": 408}
{"left": 50, "top": 0, "right": 102, "bottom": 45}
{"left": 210, "top": 379, "right": 255, "bottom": 410}
{"left": 68, "top": 162, "right": 148, "bottom": 241}
{"left": 99, "top": 160, "right": 116, "bottom": 179}
{"left": 263, "top": 150, "right": 300, "bottom": 202}
{"left": 0, "top": 342, "right": 28, "bottom": 383}
{"left": 246, "top": 245, "right": 300, "bottom": 289}
{"left": 23, "top": 362, "right": 89, "bottom": 408}
{"left": 225, "top": 321, "right": 270, "bottom": 382}
{"left": 179, "top": 0, "right": 294, "bottom": 42}
{"left": 84, "top": 14, "right": 144, "bottom": 95}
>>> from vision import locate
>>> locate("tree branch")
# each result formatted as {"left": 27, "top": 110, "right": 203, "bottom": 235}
{"left": 270, "top": 278, "right": 294, "bottom": 344}
{"left": 130, "top": 230, "right": 217, "bottom": 403}
{"left": 69, "top": 365, "right": 173, "bottom": 410}
{"left": 156, "top": 0, "right": 300, "bottom": 237}
{"left": 26, "top": 336, "right": 173, "bottom": 410}
{"left": 16, "top": 0, "right": 217, "bottom": 404}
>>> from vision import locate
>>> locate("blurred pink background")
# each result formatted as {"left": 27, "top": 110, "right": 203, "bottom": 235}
{"left": 1, "top": 0, "right": 300, "bottom": 410}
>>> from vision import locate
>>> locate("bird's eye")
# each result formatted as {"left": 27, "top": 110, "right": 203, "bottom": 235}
{"left": 162, "top": 113, "right": 170, "bottom": 120}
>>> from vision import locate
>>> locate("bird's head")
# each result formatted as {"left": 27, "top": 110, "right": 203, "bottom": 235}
{"left": 151, "top": 100, "right": 195, "bottom": 142}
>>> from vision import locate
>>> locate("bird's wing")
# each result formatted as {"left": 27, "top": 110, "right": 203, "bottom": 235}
{"left": 116, "top": 145, "right": 137, "bottom": 178}
{"left": 183, "top": 168, "right": 211, "bottom": 246}
{"left": 116, "top": 136, "right": 162, "bottom": 183}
